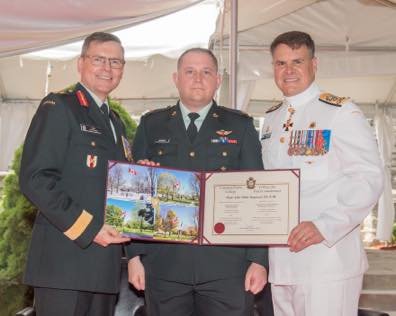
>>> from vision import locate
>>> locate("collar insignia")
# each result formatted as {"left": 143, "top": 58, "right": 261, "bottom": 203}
{"left": 76, "top": 90, "right": 89, "bottom": 108}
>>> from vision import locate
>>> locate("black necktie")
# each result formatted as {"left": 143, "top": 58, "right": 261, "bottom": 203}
{"left": 100, "top": 103, "right": 111, "bottom": 125}
{"left": 187, "top": 112, "right": 200, "bottom": 143}
{"left": 100, "top": 103, "right": 117, "bottom": 143}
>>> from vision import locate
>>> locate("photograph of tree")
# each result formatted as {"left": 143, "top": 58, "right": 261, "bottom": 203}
{"left": 105, "top": 162, "right": 200, "bottom": 242}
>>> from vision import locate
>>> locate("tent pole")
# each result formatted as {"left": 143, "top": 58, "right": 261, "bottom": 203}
{"left": 229, "top": 0, "right": 238, "bottom": 109}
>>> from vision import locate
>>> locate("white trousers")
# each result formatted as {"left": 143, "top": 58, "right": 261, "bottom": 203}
{"left": 271, "top": 275, "right": 363, "bottom": 316}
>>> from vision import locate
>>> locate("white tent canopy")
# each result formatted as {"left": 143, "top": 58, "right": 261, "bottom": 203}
{"left": 212, "top": 0, "right": 396, "bottom": 112}
{"left": 0, "top": 0, "right": 204, "bottom": 58}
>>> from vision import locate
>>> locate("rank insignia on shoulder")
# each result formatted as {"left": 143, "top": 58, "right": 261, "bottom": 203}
{"left": 212, "top": 112, "right": 219, "bottom": 118}
{"left": 216, "top": 129, "right": 232, "bottom": 137}
{"left": 86, "top": 155, "right": 97, "bottom": 168}
{"left": 76, "top": 90, "right": 89, "bottom": 107}
{"left": 319, "top": 93, "right": 349, "bottom": 107}
{"left": 42, "top": 99, "right": 56, "bottom": 106}
{"left": 58, "top": 89, "right": 72, "bottom": 95}
{"left": 266, "top": 102, "right": 283, "bottom": 113}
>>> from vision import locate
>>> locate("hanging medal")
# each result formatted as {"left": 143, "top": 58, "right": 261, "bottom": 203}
{"left": 283, "top": 105, "right": 295, "bottom": 131}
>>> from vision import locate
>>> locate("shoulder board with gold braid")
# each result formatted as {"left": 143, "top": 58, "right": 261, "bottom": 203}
{"left": 265, "top": 102, "right": 282, "bottom": 114}
{"left": 218, "top": 106, "right": 251, "bottom": 118}
{"left": 319, "top": 93, "right": 349, "bottom": 107}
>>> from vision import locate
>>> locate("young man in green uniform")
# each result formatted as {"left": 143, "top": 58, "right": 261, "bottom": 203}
{"left": 126, "top": 48, "right": 269, "bottom": 316}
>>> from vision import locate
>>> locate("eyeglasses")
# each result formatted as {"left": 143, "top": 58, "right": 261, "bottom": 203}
{"left": 84, "top": 55, "right": 125, "bottom": 69}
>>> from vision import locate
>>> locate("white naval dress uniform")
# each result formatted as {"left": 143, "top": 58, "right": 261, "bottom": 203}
{"left": 261, "top": 83, "right": 384, "bottom": 316}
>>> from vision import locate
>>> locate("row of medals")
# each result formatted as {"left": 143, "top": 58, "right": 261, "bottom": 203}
{"left": 285, "top": 106, "right": 329, "bottom": 156}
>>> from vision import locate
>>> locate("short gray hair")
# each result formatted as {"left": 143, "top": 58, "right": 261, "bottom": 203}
{"left": 81, "top": 32, "right": 124, "bottom": 58}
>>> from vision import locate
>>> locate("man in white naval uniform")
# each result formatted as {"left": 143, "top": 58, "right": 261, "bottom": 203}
{"left": 261, "top": 31, "right": 384, "bottom": 316}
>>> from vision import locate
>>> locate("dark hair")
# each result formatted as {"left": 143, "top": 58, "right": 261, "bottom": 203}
{"left": 81, "top": 32, "right": 124, "bottom": 58}
{"left": 270, "top": 31, "right": 315, "bottom": 58}
{"left": 177, "top": 48, "right": 218, "bottom": 71}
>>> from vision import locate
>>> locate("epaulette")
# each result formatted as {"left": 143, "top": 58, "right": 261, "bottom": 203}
{"left": 319, "top": 93, "right": 349, "bottom": 107}
{"left": 265, "top": 102, "right": 282, "bottom": 114}
{"left": 218, "top": 106, "right": 251, "bottom": 118}
{"left": 143, "top": 105, "right": 174, "bottom": 117}
{"left": 57, "top": 88, "right": 74, "bottom": 95}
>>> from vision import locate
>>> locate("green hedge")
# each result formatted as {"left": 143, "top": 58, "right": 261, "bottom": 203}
{"left": 0, "top": 89, "right": 136, "bottom": 316}
{"left": 0, "top": 147, "right": 36, "bottom": 316}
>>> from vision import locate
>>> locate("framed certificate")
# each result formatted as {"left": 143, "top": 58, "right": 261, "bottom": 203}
{"left": 104, "top": 161, "right": 299, "bottom": 245}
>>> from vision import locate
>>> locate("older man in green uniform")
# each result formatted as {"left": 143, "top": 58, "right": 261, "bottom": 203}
{"left": 19, "top": 32, "right": 130, "bottom": 316}
{"left": 126, "top": 48, "right": 269, "bottom": 316}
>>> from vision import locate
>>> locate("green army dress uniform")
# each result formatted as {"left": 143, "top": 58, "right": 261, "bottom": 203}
{"left": 126, "top": 101, "right": 268, "bottom": 315}
{"left": 20, "top": 83, "right": 128, "bottom": 293}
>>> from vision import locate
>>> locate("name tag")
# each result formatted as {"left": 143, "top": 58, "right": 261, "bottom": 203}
{"left": 81, "top": 124, "right": 101, "bottom": 134}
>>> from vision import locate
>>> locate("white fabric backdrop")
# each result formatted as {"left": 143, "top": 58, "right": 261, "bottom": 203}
{"left": 375, "top": 105, "right": 396, "bottom": 241}
{"left": 0, "top": 101, "right": 38, "bottom": 170}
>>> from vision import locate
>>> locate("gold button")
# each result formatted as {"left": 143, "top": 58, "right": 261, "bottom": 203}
{"left": 220, "top": 166, "right": 227, "bottom": 171}
{"left": 189, "top": 151, "right": 195, "bottom": 157}
{"left": 280, "top": 137, "right": 285, "bottom": 143}
{"left": 158, "top": 149, "right": 163, "bottom": 155}
{"left": 91, "top": 141, "right": 96, "bottom": 147}
{"left": 222, "top": 151, "right": 228, "bottom": 157}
